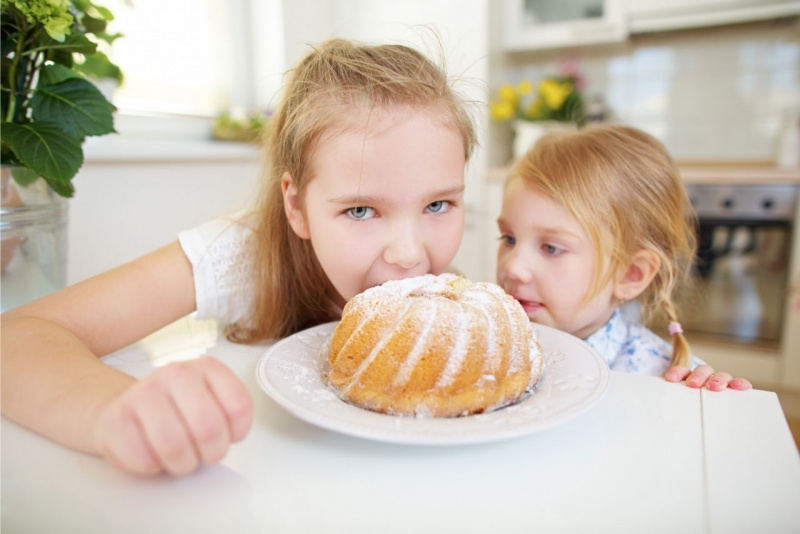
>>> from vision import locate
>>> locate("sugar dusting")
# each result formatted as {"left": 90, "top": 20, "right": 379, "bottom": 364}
{"left": 329, "top": 273, "right": 545, "bottom": 416}
{"left": 459, "top": 290, "right": 500, "bottom": 372}
{"left": 392, "top": 301, "right": 437, "bottom": 387}
{"left": 341, "top": 299, "right": 415, "bottom": 394}
{"left": 434, "top": 307, "right": 471, "bottom": 388}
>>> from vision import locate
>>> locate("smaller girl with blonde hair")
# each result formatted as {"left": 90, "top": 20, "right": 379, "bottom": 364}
{"left": 497, "top": 124, "right": 751, "bottom": 390}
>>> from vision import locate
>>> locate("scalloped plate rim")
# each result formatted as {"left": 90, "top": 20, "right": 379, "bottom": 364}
{"left": 256, "top": 321, "right": 610, "bottom": 445}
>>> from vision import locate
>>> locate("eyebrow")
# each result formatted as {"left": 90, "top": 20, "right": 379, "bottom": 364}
{"left": 329, "top": 185, "right": 465, "bottom": 206}
{"left": 496, "top": 217, "right": 582, "bottom": 240}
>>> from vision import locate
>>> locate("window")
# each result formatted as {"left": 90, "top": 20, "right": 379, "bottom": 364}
{"left": 99, "top": 0, "right": 284, "bottom": 117}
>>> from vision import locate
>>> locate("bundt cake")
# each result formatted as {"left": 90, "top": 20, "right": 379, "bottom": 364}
{"left": 327, "top": 273, "right": 543, "bottom": 417}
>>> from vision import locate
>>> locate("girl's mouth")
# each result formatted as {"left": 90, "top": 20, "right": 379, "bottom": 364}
{"left": 515, "top": 298, "right": 544, "bottom": 315}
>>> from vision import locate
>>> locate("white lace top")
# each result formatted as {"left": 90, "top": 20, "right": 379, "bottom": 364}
{"left": 177, "top": 212, "right": 257, "bottom": 326}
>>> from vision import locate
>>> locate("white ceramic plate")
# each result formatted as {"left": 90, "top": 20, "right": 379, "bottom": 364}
{"left": 256, "top": 321, "right": 609, "bottom": 445}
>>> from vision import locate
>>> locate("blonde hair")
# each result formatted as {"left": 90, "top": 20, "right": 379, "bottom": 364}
{"left": 227, "top": 38, "right": 477, "bottom": 342}
{"left": 508, "top": 125, "right": 697, "bottom": 367}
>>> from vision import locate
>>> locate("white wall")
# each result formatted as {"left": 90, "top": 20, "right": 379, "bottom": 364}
{"left": 490, "top": 18, "right": 800, "bottom": 163}
{"left": 68, "top": 146, "right": 262, "bottom": 284}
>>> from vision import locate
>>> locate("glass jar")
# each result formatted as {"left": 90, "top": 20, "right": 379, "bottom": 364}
{"left": 1, "top": 168, "right": 69, "bottom": 312}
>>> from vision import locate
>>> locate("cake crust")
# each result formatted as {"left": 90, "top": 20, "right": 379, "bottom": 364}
{"left": 327, "top": 274, "right": 544, "bottom": 417}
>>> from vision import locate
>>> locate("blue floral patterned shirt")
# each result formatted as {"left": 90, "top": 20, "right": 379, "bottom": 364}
{"left": 583, "top": 309, "right": 704, "bottom": 375}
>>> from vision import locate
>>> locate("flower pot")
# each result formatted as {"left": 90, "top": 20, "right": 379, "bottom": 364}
{"left": 1, "top": 168, "right": 69, "bottom": 312}
{"left": 513, "top": 120, "right": 578, "bottom": 160}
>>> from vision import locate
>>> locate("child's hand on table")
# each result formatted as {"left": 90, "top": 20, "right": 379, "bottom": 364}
{"left": 93, "top": 357, "right": 253, "bottom": 476}
{"left": 665, "top": 365, "right": 752, "bottom": 392}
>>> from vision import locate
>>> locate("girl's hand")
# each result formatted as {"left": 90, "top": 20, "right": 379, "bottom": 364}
{"left": 93, "top": 357, "right": 253, "bottom": 476}
{"left": 665, "top": 365, "right": 752, "bottom": 392}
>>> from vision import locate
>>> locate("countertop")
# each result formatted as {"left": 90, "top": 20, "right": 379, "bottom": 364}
{"left": 487, "top": 162, "right": 800, "bottom": 185}
{"left": 2, "top": 315, "right": 799, "bottom": 533}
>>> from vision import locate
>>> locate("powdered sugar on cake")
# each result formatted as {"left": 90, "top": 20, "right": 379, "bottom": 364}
{"left": 327, "top": 273, "right": 545, "bottom": 417}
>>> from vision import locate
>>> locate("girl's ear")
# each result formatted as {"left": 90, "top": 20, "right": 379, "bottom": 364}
{"left": 613, "top": 249, "right": 660, "bottom": 302}
{"left": 281, "top": 173, "right": 310, "bottom": 239}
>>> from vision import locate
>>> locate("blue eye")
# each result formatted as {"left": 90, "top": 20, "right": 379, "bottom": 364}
{"left": 543, "top": 243, "right": 562, "bottom": 255}
{"left": 498, "top": 234, "right": 515, "bottom": 246}
{"left": 425, "top": 201, "right": 450, "bottom": 214}
{"left": 346, "top": 206, "right": 375, "bottom": 220}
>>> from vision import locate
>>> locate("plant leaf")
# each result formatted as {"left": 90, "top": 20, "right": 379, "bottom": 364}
{"left": 40, "top": 63, "right": 83, "bottom": 86}
{"left": 94, "top": 31, "right": 124, "bottom": 46}
{"left": 91, "top": 5, "right": 115, "bottom": 21}
{"left": 49, "top": 48, "right": 75, "bottom": 69}
{"left": 32, "top": 78, "right": 116, "bottom": 137}
{"left": 41, "top": 174, "right": 76, "bottom": 197}
{"left": 34, "top": 33, "right": 98, "bottom": 56}
{"left": 81, "top": 14, "right": 108, "bottom": 35}
{"left": 73, "top": 51, "right": 124, "bottom": 83}
{"left": 10, "top": 166, "right": 40, "bottom": 187}
{"left": 0, "top": 122, "right": 83, "bottom": 197}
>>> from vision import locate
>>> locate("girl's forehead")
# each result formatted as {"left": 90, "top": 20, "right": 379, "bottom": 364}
{"left": 502, "top": 179, "right": 586, "bottom": 232}
{"left": 321, "top": 103, "right": 450, "bottom": 141}
{"left": 306, "top": 108, "right": 466, "bottom": 199}
{"left": 504, "top": 177, "right": 552, "bottom": 206}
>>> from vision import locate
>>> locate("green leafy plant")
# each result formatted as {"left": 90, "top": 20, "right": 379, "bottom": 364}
{"left": 1, "top": 0, "right": 123, "bottom": 197}
{"left": 212, "top": 109, "right": 270, "bottom": 143}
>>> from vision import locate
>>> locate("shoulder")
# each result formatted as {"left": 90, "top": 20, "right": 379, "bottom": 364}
{"left": 590, "top": 310, "right": 672, "bottom": 375}
{"left": 586, "top": 309, "right": 705, "bottom": 375}
{"left": 178, "top": 209, "right": 257, "bottom": 254}
{"left": 617, "top": 322, "right": 706, "bottom": 374}
{"left": 177, "top": 209, "right": 259, "bottom": 324}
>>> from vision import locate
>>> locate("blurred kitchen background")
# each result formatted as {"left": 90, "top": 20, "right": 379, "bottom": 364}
{"left": 23, "top": 0, "right": 800, "bottom": 436}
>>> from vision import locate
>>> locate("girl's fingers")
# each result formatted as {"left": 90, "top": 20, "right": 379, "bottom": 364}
{"left": 666, "top": 364, "right": 753, "bottom": 392}
{"left": 93, "top": 358, "right": 252, "bottom": 476}
{"left": 705, "top": 371, "right": 733, "bottom": 391}
{"left": 166, "top": 362, "right": 231, "bottom": 466}
{"left": 729, "top": 378, "right": 753, "bottom": 391}
{"left": 200, "top": 357, "right": 254, "bottom": 443}
{"left": 664, "top": 365, "right": 691, "bottom": 383}
{"left": 685, "top": 365, "right": 714, "bottom": 388}
{"left": 134, "top": 384, "right": 199, "bottom": 476}
{"left": 96, "top": 403, "right": 161, "bottom": 476}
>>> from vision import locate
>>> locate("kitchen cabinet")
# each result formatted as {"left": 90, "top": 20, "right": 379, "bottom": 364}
{"left": 781, "top": 195, "right": 800, "bottom": 389}
{"left": 502, "top": 0, "right": 628, "bottom": 51}
{"left": 500, "top": 0, "right": 800, "bottom": 51}
{"left": 628, "top": 0, "right": 800, "bottom": 33}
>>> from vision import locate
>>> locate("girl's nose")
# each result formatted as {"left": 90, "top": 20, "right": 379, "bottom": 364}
{"left": 383, "top": 222, "right": 425, "bottom": 269}
{"left": 500, "top": 248, "right": 534, "bottom": 284}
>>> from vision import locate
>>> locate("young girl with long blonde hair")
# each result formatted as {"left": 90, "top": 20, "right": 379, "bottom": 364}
{"left": 1, "top": 39, "right": 477, "bottom": 476}
{"left": 497, "top": 125, "right": 751, "bottom": 391}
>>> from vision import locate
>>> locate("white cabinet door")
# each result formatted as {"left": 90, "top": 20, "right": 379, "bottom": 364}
{"left": 781, "top": 198, "right": 800, "bottom": 389}
{"left": 629, "top": 0, "right": 800, "bottom": 32}
{"left": 502, "top": 0, "right": 628, "bottom": 51}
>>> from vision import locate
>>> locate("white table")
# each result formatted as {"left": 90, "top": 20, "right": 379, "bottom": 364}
{"left": 3, "top": 316, "right": 799, "bottom": 534}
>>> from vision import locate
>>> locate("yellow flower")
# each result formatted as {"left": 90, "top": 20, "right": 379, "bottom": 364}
{"left": 498, "top": 84, "right": 517, "bottom": 103}
{"left": 491, "top": 101, "right": 515, "bottom": 121}
{"left": 539, "top": 79, "right": 573, "bottom": 110}
{"left": 518, "top": 81, "right": 533, "bottom": 94}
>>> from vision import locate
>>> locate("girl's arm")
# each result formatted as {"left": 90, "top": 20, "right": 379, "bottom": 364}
{"left": 1, "top": 242, "right": 253, "bottom": 475}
